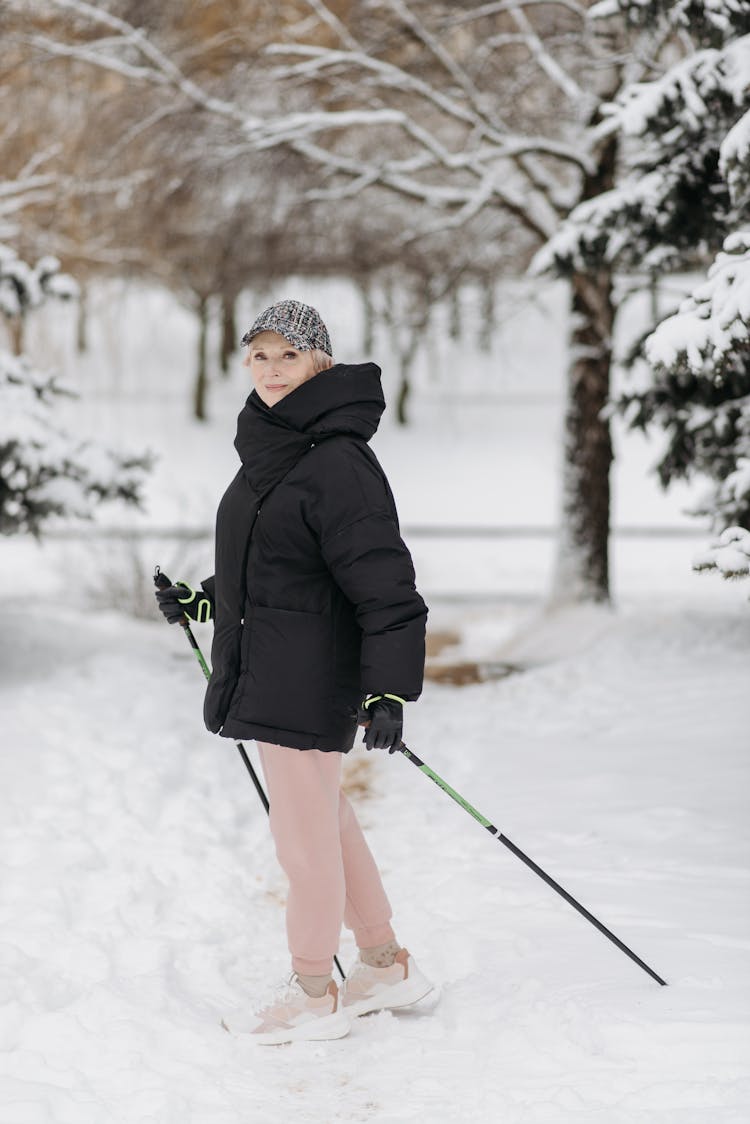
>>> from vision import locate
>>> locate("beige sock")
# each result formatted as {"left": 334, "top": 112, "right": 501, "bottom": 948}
{"left": 295, "top": 972, "right": 332, "bottom": 998}
{"left": 359, "top": 938, "right": 401, "bottom": 968}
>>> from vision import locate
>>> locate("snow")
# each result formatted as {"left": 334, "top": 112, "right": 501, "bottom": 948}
{"left": 693, "top": 524, "right": 750, "bottom": 578}
{"left": 530, "top": 168, "right": 685, "bottom": 274}
{"left": 721, "top": 107, "right": 750, "bottom": 211}
{"left": 0, "top": 245, "right": 78, "bottom": 316}
{"left": 702, "top": 0, "right": 750, "bottom": 35}
{"left": 645, "top": 231, "right": 750, "bottom": 371}
{"left": 2, "top": 278, "right": 749, "bottom": 1121}
{"left": 613, "top": 49, "right": 724, "bottom": 137}
{"left": 721, "top": 107, "right": 750, "bottom": 170}
{"left": 588, "top": 29, "right": 750, "bottom": 139}
{"left": 722, "top": 35, "right": 750, "bottom": 103}
{"left": 1, "top": 591, "right": 748, "bottom": 1121}
{"left": 587, "top": 0, "right": 621, "bottom": 18}
{"left": 536, "top": 30, "right": 750, "bottom": 279}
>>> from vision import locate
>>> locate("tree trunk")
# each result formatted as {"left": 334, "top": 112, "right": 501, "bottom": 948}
{"left": 552, "top": 269, "right": 615, "bottom": 603}
{"left": 194, "top": 296, "right": 209, "bottom": 421}
{"left": 360, "top": 281, "right": 375, "bottom": 355}
{"left": 76, "top": 284, "right": 88, "bottom": 353}
{"left": 448, "top": 286, "right": 461, "bottom": 340}
{"left": 219, "top": 291, "right": 236, "bottom": 376}
{"left": 396, "top": 330, "right": 420, "bottom": 425}
{"left": 479, "top": 279, "right": 495, "bottom": 352}
{"left": 10, "top": 315, "right": 24, "bottom": 356}
{"left": 551, "top": 136, "right": 617, "bottom": 605}
{"left": 396, "top": 367, "right": 411, "bottom": 425}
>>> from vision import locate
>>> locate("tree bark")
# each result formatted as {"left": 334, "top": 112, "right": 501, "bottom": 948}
{"left": 194, "top": 296, "right": 209, "bottom": 421}
{"left": 552, "top": 137, "right": 618, "bottom": 605}
{"left": 552, "top": 269, "right": 615, "bottom": 603}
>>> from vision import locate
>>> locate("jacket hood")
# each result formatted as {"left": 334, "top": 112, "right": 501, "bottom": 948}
{"left": 233, "top": 362, "right": 385, "bottom": 497}
{"left": 271, "top": 362, "right": 385, "bottom": 439}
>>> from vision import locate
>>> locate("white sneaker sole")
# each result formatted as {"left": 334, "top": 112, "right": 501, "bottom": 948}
{"left": 343, "top": 971, "right": 434, "bottom": 1019}
{"left": 223, "top": 1009, "right": 351, "bottom": 1045}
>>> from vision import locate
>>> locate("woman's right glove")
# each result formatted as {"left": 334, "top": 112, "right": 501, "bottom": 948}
{"left": 155, "top": 581, "right": 214, "bottom": 625}
{"left": 358, "top": 694, "right": 405, "bottom": 752}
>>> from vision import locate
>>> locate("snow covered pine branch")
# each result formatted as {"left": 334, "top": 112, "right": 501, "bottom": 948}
{"left": 534, "top": 0, "right": 750, "bottom": 548}
{"left": 693, "top": 525, "right": 750, "bottom": 582}
{"left": 0, "top": 245, "right": 150, "bottom": 536}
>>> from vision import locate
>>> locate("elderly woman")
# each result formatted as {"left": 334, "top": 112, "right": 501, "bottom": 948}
{"left": 156, "top": 299, "right": 431, "bottom": 1044}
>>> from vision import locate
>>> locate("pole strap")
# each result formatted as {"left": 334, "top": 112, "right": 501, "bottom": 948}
{"left": 363, "top": 693, "right": 407, "bottom": 708}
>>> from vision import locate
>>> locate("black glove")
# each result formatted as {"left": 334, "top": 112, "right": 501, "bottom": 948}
{"left": 358, "top": 694, "right": 405, "bottom": 753}
{"left": 155, "top": 581, "right": 214, "bottom": 625}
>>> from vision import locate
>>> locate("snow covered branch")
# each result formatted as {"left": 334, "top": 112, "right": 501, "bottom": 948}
{"left": 693, "top": 525, "right": 750, "bottom": 580}
{"left": 603, "top": 37, "right": 750, "bottom": 141}
{"left": 508, "top": 5, "right": 586, "bottom": 105}
{"left": 0, "top": 358, "right": 149, "bottom": 536}
{"left": 0, "top": 245, "right": 78, "bottom": 319}
{"left": 383, "top": 0, "right": 491, "bottom": 124}
{"left": 590, "top": 0, "right": 750, "bottom": 37}
{"left": 721, "top": 106, "right": 750, "bottom": 210}
{"left": 266, "top": 44, "right": 595, "bottom": 174}
{"left": 0, "top": 177, "right": 61, "bottom": 237}
{"left": 302, "top": 0, "right": 360, "bottom": 52}
{"left": 645, "top": 230, "right": 750, "bottom": 374}
{"left": 443, "top": 1, "right": 588, "bottom": 26}
{"left": 15, "top": 0, "right": 596, "bottom": 245}
{"left": 0, "top": 244, "right": 150, "bottom": 536}
{"left": 265, "top": 43, "right": 508, "bottom": 144}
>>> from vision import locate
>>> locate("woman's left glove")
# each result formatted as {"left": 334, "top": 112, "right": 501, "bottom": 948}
{"left": 359, "top": 694, "right": 406, "bottom": 752}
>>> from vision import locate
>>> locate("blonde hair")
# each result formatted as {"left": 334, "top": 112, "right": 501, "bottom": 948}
{"left": 311, "top": 349, "right": 334, "bottom": 373}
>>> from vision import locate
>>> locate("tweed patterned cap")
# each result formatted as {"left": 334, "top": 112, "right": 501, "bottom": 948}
{"left": 241, "top": 299, "right": 332, "bottom": 354}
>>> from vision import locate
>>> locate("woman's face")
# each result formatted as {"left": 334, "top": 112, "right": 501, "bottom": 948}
{"left": 244, "top": 331, "right": 317, "bottom": 407}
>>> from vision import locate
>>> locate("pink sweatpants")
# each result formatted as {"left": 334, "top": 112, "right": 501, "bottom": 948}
{"left": 257, "top": 742, "right": 396, "bottom": 975}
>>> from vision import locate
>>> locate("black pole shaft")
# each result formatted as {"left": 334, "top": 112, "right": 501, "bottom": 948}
{"left": 177, "top": 613, "right": 270, "bottom": 813}
{"left": 233, "top": 742, "right": 270, "bottom": 813}
{"left": 397, "top": 741, "right": 667, "bottom": 987}
{"left": 154, "top": 566, "right": 344, "bottom": 980}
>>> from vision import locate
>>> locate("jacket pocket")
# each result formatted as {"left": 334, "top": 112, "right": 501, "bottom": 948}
{"left": 242, "top": 605, "right": 334, "bottom": 734}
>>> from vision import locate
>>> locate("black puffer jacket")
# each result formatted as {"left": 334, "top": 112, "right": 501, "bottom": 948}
{"left": 203, "top": 362, "right": 427, "bottom": 752}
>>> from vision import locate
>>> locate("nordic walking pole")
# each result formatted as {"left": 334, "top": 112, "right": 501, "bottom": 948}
{"left": 154, "top": 567, "right": 269, "bottom": 812}
{"left": 396, "top": 741, "right": 667, "bottom": 987}
{"left": 153, "top": 566, "right": 346, "bottom": 982}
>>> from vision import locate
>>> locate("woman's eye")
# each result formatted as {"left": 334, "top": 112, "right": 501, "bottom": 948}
{"left": 284, "top": 352, "right": 298, "bottom": 360}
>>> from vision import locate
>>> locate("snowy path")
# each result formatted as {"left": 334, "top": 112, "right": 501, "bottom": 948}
{"left": 1, "top": 595, "right": 749, "bottom": 1123}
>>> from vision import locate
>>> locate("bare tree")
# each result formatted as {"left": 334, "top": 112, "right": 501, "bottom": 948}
{"left": 5, "top": 2, "right": 508, "bottom": 420}
{"left": 7, "top": 0, "right": 671, "bottom": 601}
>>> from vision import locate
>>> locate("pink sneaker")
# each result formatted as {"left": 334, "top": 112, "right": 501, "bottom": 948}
{"left": 342, "top": 948, "right": 433, "bottom": 1018}
{"left": 222, "top": 976, "right": 351, "bottom": 1045}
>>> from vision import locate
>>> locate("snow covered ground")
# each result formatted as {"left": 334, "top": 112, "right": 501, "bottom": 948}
{"left": 2, "top": 280, "right": 749, "bottom": 1121}
{"left": 2, "top": 592, "right": 748, "bottom": 1122}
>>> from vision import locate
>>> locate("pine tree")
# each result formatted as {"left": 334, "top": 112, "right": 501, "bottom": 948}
{"left": 693, "top": 524, "right": 750, "bottom": 583}
{"left": 535, "top": 0, "right": 750, "bottom": 536}
{"left": 0, "top": 245, "right": 149, "bottom": 536}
